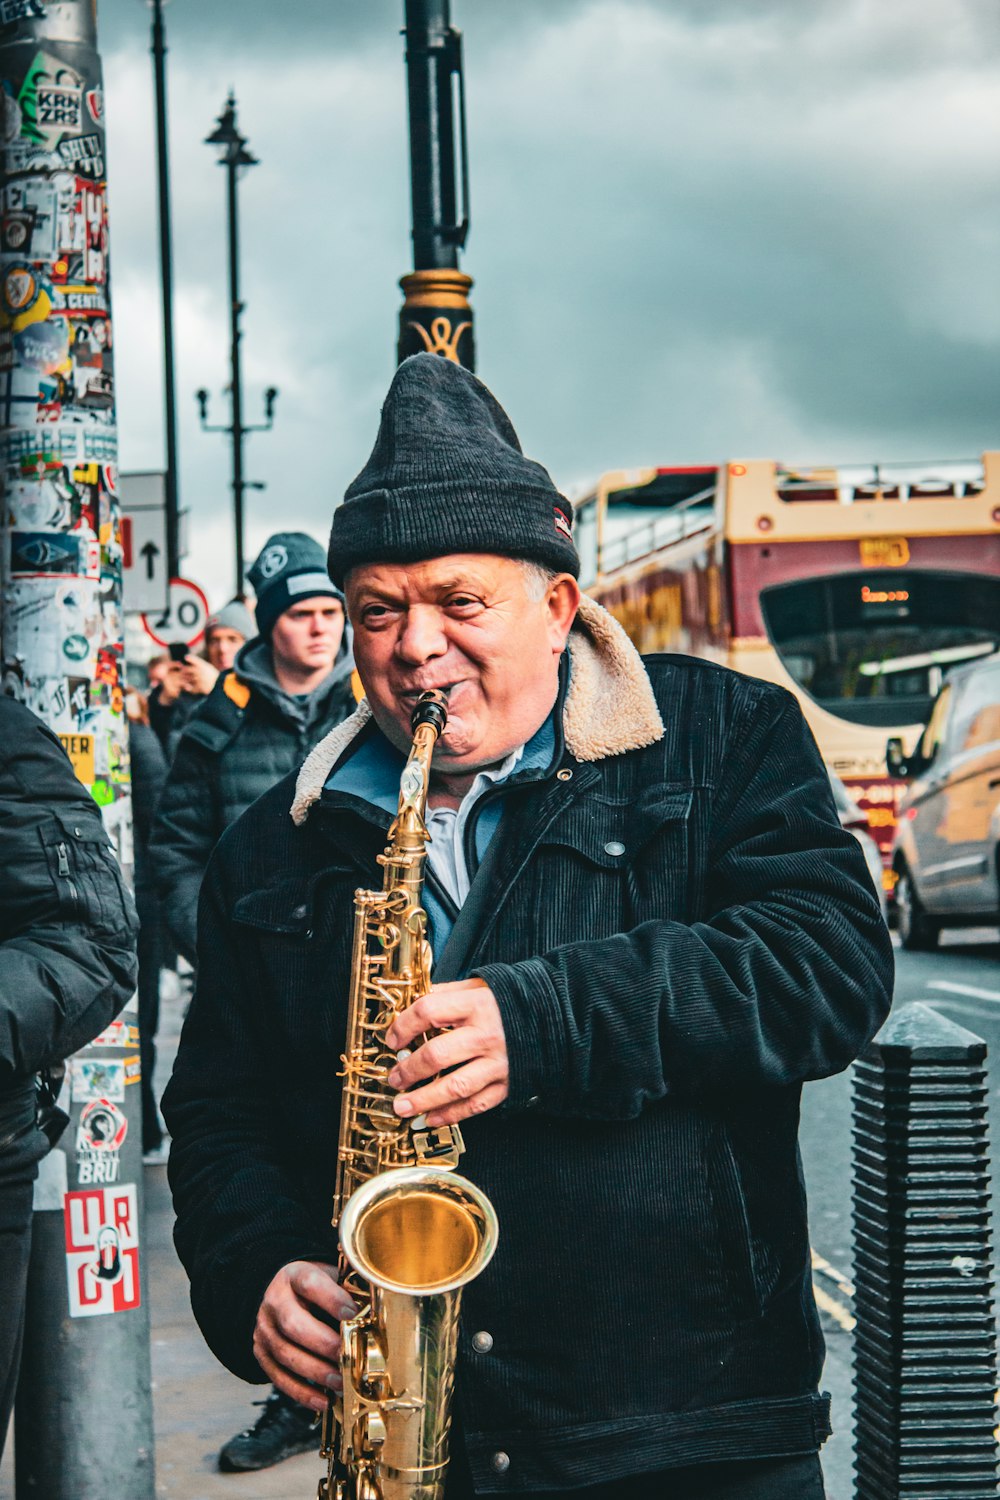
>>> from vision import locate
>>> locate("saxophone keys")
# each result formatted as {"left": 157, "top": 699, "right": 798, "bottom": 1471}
{"left": 363, "top": 1412, "right": 387, "bottom": 1451}
{"left": 364, "top": 1335, "right": 387, "bottom": 1380}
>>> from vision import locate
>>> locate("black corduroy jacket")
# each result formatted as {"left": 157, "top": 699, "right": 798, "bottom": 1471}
{"left": 163, "top": 599, "right": 893, "bottom": 1491}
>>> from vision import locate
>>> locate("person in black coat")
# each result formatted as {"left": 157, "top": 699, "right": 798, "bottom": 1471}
{"left": 147, "top": 599, "right": 256, "bottom": 760}
{"left": 164, "top": 356, "right": 893, "bottom": 1500}
{"left": 152, "top": 534, "right": 356, "bottom": 1469}
{"left": 126, "top": 693, "right": 169, "bottom": 1155}
{"left": 151, "top": 535, "right": 355, "bottom": 967}
{"left": 0, "top": 697, "right": 138, "bottom": 1460}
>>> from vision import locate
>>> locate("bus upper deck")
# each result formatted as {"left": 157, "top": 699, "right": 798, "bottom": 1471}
{"left": 576, "top": 452, "right": 1000, "bottom": 878}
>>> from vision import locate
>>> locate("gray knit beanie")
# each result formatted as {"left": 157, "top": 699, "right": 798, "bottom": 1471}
{"left": 247, "top": 532, "right": 344, "bottom": 638}
{"left": 205, "top": 598, "right": 255, "bottom": 641}
{"left": 328, "top": 354, "right": 579, "bottom": 587}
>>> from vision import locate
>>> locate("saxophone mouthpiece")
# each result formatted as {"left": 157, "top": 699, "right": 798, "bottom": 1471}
{"left": 411, "top": 689, "right": 449, "bottom": 736}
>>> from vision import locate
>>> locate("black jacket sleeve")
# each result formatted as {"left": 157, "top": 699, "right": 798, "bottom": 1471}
{"left": 0, "top": 700, "right": 139, "bottom": 1085}
{"left": 162, "top": 848, "right": 336, "bottom": 1382}
{"left": 150, "top": 730, "right": 219, "bottom": 963}
{"left": 476, "top": 689, "right": 894, "bottom": 1119}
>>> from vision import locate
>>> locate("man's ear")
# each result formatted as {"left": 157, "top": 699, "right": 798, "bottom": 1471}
{"left": 546, "top": 574, "right": 581, "bottom": 651}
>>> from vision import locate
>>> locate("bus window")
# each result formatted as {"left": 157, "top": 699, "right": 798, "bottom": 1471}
{"left": 759, "top": 570, "right": 1000, "bottom": 729}
{"left": 575, "top": 498, "right": 598, "bottom": 587}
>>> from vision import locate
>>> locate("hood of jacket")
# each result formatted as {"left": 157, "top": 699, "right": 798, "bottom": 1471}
{"left": 290, "top": 594, "right": 663, "bottom": 825}
{"left": 235, "top": 626, "right": 354, "bottom": 733}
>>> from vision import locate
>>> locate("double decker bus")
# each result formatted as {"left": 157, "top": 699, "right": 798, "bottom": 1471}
{"left": 575, "top": 453, "right": 1000, "bottom": 898}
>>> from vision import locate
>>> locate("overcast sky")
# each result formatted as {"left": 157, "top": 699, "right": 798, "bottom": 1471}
{"left": 100, "top": 0, "right": 1000, "bottom": 610}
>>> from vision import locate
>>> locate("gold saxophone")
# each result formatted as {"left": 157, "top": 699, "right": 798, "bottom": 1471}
{"left": 319, "top": 689, "right": 499, "bottom": 1500}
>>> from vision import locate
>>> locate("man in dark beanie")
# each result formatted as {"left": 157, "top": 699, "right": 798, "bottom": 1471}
{"left": 164, "top": 355, "right": 892, "bottom": 1498}
{"left": 153, "top": 530, "right": 355, "bottom": 1469}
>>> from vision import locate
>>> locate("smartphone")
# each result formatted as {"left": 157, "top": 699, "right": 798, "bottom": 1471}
{"left": 168, "top": 641, "right": 189, "bottom": 663}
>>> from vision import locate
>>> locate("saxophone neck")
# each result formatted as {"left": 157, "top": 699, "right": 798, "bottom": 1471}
{"left": 385, "top": 691, "right": 448, "bottom": 859}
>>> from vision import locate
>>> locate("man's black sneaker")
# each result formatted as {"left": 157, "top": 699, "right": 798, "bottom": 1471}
{"left": 217, "top": 1387, "right": 317, "bottom": 1472}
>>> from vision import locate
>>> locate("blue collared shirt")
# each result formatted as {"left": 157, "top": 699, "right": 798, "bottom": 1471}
{"left": 322, "top": 709, "right": 556, "bottom": 955}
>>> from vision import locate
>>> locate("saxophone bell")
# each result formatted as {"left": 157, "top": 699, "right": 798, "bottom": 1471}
{"left": 337, "top": 1170, "right": 498, "bottom": 1500}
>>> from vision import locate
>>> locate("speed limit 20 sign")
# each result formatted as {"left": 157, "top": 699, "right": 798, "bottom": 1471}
{"left": 140, "top": 577, "right": 210, "bottom": 648}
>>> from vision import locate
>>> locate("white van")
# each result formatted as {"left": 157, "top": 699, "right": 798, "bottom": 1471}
{"left": 888, "top": 652, "right": 1000, "bottom": 949}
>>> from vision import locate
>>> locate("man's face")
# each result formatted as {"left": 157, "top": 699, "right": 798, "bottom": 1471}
{"left": 270, "top": 597, "right": 344, "bottom": 677}
{"left": 347, "top": 554, "right": 580, "bottom": 769}
{"left": 205, "top": 626, "right": 245, "bottom": 671}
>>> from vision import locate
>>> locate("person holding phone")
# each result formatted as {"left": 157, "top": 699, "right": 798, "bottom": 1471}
{"left": 149, "top": 601, "right": 256, "bottom": 757}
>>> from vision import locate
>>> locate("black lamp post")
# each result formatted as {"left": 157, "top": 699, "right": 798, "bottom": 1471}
{"left": 197, "top": 92, "right": 277, "bottom": 597}
{"left": 397, "top": 0, "right": 475, "bottom": 370}
{"left": 149, "top": 0, "right": 181, "bottom": 580}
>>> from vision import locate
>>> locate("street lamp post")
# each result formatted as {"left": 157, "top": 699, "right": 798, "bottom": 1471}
{"left": 398, "top": 0, "right": 475, "bottom": 370}
{"left": 149, "top": 0, "right": 180, "bottom": 580}
{"left": 197, "top": 93, "right": 277, "bottom": 597}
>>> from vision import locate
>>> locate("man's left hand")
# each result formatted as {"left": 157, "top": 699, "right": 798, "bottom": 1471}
{"left": 385, "top": 979, "right": 509, "bottom": 1127}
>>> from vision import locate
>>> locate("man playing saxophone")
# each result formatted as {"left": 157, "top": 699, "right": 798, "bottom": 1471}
{"left": 164, "top": 352, "right": 893, "bottom": 1500}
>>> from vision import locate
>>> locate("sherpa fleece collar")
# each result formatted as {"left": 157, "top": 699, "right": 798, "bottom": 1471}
{"left": 289, "top": 594, "right": 664, "bottom": 826}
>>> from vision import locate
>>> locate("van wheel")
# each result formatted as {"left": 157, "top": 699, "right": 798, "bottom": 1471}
{"left": 896, "top": 866, "right": 940, "bottom": 951}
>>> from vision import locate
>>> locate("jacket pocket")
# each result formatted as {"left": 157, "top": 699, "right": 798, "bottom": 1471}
{"left": 37, "top": 811, "right": 130, "bottom": 937}
{"left": 529, "top": 785, "right": 697, "bottom": 937}
{"left": 232, "top": 860, "right": 355, "bottom": 937}
{"left": 538, "top": 786, "right": 693, "bottom": 868}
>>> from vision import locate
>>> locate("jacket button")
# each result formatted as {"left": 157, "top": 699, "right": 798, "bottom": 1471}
{"left": 291, "top": 904, "right": 307, "bottom": 919}
{"left": 525, "top": 1095, "right": 540, "bottom": 1108}
{"left": 491, "top": 1451, "right": 510, "bottom": 1474}
{"left": 472, "top": 1330, "right": 493, "bottom": 1353}
{"left": 604, "top": 840, "right": 625, "bottom": 857}
{"left": 556, "top": 768, "right": 573, "bottom": 782}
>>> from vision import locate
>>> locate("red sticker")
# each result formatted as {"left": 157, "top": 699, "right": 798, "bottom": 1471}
{"left": 64, "top": 1186, "right": 141, "bottom": 1317}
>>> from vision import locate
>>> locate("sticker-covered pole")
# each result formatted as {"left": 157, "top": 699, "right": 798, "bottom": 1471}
{"left": 0, "top": 2, "right": 155, "bottom": 1495}
{"left": 397, "top": 0, "right": 476, "bottom": 370}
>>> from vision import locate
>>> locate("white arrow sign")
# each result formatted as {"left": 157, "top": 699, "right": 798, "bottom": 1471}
{"left": 121, "top": 471, "right": 168, "bottom": 615}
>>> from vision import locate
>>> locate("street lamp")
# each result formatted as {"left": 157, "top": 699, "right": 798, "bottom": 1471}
{"left": 147, "top": 0, "right": 181, "bottom": 581}
{"left": 197, "top": 92, "right": 277, "bottom": 597}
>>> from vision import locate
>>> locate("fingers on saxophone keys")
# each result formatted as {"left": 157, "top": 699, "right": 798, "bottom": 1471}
{"left": 287, "top": 1262, "right": 357, "bottom": 1322}
{"left": 389, "top": 1030, "right": 465, "bottom": 1089}
{"left": 253, "top": 1338, "right": 339, "bottom": 1413}
{"left": 394, "top": 1057, "right": 499, "bottom": 1119}
{"left": 425, "top": 1081, "right": 509, "bottom": 1129}
{"left": 386, "top": 990, "right": 472, "bottom": 1050}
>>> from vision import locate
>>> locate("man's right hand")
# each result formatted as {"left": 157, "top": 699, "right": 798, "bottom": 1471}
{"left": 180, "top": 655, "right": 220, "bottom": 697}
{"left": 252, "top": 1261, "right": 357, "bottom": 1413}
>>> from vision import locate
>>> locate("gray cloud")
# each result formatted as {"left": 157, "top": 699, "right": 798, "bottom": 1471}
{"left": 98, "top": 0, "right": 1000, "bottom": 603}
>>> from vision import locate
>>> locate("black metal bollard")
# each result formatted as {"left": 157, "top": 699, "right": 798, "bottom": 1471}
{"left": 852, "top": 1002, "right": 999, "bottom": 1498}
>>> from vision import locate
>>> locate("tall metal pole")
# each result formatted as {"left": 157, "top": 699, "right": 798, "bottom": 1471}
{"left": 0, "top": 2, "right": 155, "bottom": 1495}
{"left": 398, "top": 0, "right": 475, "bottom": 370}
{"left": 202, "top": 94, "right": 256, "bottom": 597}
{"left": 226, "top": 138, "right": 244, "bottom": 597}
{"left": 150, "top": 0, "right": 179, "bottom": 580}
